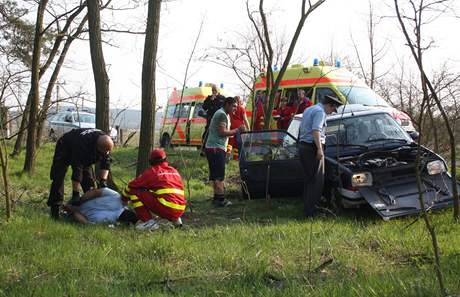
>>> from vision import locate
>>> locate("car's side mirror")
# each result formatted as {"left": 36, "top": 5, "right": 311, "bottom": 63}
{"left": 408, "top": 131, "right": 419, "bottom": 141}
{"left": 198, "top": 110, "right": 207, "bottom": 118}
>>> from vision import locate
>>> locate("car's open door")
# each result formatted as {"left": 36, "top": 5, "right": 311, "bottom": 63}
{"left": 359, "top": 172, "right": 459, "bottom": 220}
{"left": 237, "top": 130, "right": 304, "bottom": 199}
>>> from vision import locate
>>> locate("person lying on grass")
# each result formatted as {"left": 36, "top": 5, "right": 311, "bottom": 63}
{"left": 63, "top": 188, "right": 138, "bottom": 225}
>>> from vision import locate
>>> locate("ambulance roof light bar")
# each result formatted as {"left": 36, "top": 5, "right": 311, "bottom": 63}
{"left": 313, "top": 58, "right": 319, "bottom": 66}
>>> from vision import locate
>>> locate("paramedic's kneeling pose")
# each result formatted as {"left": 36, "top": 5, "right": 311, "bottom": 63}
{"left": 65, "top": 188, "right": 138, "bottom": 225}
{"left": 122, "top": 149, "right": 186, "bottom": 231}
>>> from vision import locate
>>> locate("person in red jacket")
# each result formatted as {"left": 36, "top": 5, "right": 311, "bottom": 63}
{"left": 229, "top": 96, "right": 250, "bottom": 160}
{"left": 253, "top": 91, "right": 266, "bottom": 130}
{"left": 296, "top": 89, "right": 313, "bottom": 114}
{"left": 122, "top": 149, "right": 186, "bottom": 231}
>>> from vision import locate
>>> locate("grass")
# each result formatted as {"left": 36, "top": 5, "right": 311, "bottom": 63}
{"left": 0, "top": 142, "right": 460, "bottom": 296}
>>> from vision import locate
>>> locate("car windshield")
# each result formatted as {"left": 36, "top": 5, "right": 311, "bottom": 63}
{"left": 74, "top": 114, "right": 95, "bottom": 123}
{"left": 326, "top": 113, "right": 412, "bottom": 147}
{"left": 240, "top": 131, "right": 299, "bottom": 161}
{"left": 338, "top": 86, "right": 388, "bottom": 106}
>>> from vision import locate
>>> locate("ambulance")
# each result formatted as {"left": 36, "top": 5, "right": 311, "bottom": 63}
{"left": 249, "top": 60, "right": 415, "bottom": 132}
{"left": 159, "top": 83, "right": 233, "bottom": 147}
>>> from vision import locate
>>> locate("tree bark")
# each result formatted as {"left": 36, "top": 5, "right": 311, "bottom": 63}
{"left": 23, "top": 0, "right": 49, "bottom": 173}
{"left": 10, "top": 94, "right": 29, "bottom": 157}
{"left": 0, "top": 105, "right": 10, "bottom": 220}
{"left": 136, "top": 0, "right": 161, "bottom": 175}
{"left": 87, "top": 0, "right": 109, "bottom": 134}
{"left": 0, "top": 123, "right": 10, "bottom": 220}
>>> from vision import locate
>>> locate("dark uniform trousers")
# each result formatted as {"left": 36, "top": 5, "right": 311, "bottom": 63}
{"left": 299, "top": 142, "right": 325, "bottom": 217}
{"left": 47, "top": 137, "right": 94, "bottom": 207}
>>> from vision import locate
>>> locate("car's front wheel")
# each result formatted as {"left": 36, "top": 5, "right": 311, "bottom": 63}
{"left": 329, "top": 188, "right": 344, "bottom": 215}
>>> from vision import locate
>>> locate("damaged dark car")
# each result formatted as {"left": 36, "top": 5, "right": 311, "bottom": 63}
{"left": 238, "top": 105, "right": 459, "bottom": 220}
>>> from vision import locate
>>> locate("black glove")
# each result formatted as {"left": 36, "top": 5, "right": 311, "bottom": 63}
{"left": 98, "top": 179, "right": 108, "bottom": 188}
{"left": 69, "top": 191, "right": 81, "bottom": 206}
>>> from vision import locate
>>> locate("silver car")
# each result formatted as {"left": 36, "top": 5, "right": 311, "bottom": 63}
{"left": 47, "top": 111, "right": 118, "bottom": 141}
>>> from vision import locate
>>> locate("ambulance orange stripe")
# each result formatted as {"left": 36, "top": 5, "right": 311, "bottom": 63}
{"left": 163, "top": 118, "right": 206, "bottom": 124}
{"left": 169, "top": 95, "right": 207, "bottom": 104}
{"left": 255, "top": 77, "right": 364, "bottom": 89}
{"left": 176, "top": 124, "right": 186, "bottom": 140}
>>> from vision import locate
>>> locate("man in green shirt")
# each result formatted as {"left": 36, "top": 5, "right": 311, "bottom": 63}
{"left": 205, "top": 97, "right": 245, "bottom": 206}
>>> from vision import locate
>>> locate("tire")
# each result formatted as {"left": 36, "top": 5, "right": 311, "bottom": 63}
{"left": 329, "top": 188, "right": 344, "bottom": 215}
{"left": 160, "top": 133, "right": 171, "bottom": 148}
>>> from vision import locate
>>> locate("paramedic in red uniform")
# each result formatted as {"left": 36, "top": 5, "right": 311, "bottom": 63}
{"left": 253, "top": 91, "right": 266, "bottom": 130}
{"left": 122, "top": 149, "right": 186, "bottom": 231}
{"left": 229, "top": 96, "right": 250, "bottom": 160}
{"left": 296, "top": 89, "right": 313, "bottom": 114}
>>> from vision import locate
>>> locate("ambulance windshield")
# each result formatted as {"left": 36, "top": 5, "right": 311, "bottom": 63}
{"left": 338, "top": 86, "right": 388, "bottom": 107}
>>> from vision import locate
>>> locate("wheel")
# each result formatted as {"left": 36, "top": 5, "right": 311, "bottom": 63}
{"left": 160, "top": 133, "right": 171, "bottom": 148}
{"left": 329, "top": 188, "right": 344, "bottom": 215}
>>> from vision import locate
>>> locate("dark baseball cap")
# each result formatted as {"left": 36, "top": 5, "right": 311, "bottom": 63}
{"left": 323, "top": 95, "right": 343, "bottom": 109}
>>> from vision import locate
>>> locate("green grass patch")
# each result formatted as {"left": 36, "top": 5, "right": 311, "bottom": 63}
{"left": 0, "top": 142, "right": 459, "bottom": 296}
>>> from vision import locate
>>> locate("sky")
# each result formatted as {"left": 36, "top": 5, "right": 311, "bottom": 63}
{"left": 54, "top": 0, "right": 460, "bottom": 111}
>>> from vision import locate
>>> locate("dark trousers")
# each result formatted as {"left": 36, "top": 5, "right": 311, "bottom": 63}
{"left": 47, "top": 138, "right": 94, "bottom": 207}
{"left": 299, "top": 142, "right": 325, "bottom": 217}
{"left": 201, "top": 121, "right": 210, "bottom": 147}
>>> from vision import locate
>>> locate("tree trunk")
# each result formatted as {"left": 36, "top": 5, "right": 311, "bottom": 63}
{"left": 0, "top": 124, "right": 10, "bottom": 221}
{"left": 136, "top": 0, "right": 161, "bottom": 175}
{"left": 11, "top": 94, "right": 30, "bottom": 157}
{"left": 23, "top": 0, "right": 49, "bottom": 173}
{"left": 36, "top": 15, "right": 88, "bottom": 147}
{"left": 87, "top": 0, "right": 109, "bottom": 134}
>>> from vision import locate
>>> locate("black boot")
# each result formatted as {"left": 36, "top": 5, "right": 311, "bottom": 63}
{"left": 212, "top": 194, "right": 232, "bottom": 207}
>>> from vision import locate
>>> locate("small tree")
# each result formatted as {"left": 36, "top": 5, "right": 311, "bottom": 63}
{"left": 23, "top": 0, "right": 49, "bottom": 173}
{"left": 0, "top": 105, "right": 10, "bottom": 220}
{"left": 36, "top": 14, "right": 89, "bottom": 147}
{"left": 201, "top": 25, "right": 288, "bottom": 97}
{"left": 246, "top": 0, "right": 326, "bottom": 128}
{"left": 394, "top": 0, "right": 458, "bottom": 222}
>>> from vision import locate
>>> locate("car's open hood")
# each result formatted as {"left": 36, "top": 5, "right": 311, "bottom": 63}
{"left": 359, "top": 172, "right": 458, "bottom": 220}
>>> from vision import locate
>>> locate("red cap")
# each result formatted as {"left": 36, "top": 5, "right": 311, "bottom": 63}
{"left": 149, "top": 148, "right": 167, "bottom": 161}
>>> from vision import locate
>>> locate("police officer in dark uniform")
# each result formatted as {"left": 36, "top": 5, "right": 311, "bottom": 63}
{"left": 47, "top": 128, "right": 114, "bottom": 219}
{"left": 298, "top": 95, "right": 342, "bottom": 217}
{"left": 202, "top": 84, "right": 225, "bottom": 145}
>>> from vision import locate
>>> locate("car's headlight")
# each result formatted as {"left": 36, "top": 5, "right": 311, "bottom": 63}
{"left": 351, "top": 172, "right": 373, "bottom": 187}
{"left": 427, "top": 160, "right": 446, "bottom": 175}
